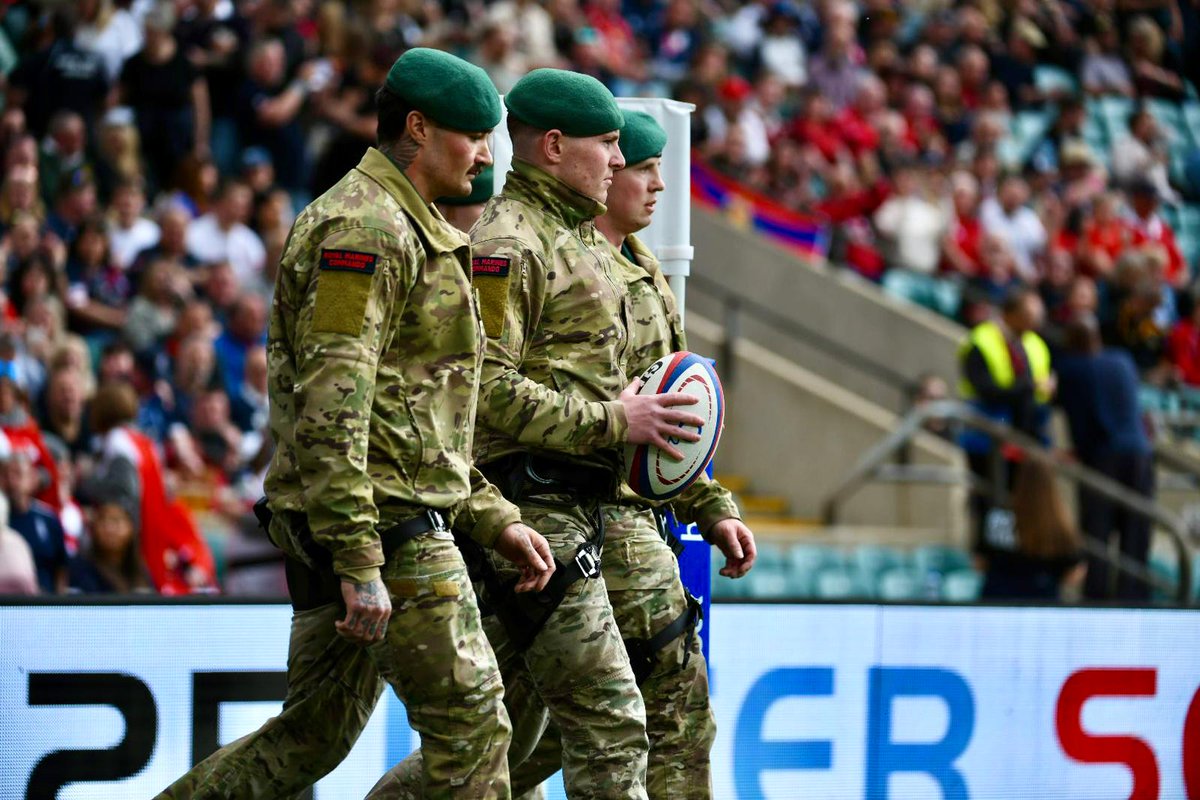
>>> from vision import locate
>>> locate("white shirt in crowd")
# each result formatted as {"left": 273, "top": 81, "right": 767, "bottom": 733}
{"left": 75, "top": 9, "right": 143, "bottom": 81}
{"left": 703, "top": 106, "right": 771, "bottom": 166}
{"left": 185, "top": 213, "right": 266, "bottom": 286}
{"left": 980, "top": 198, "right": 1047, "bottom": 281}
{"left": 1110, "top": 134, "right": 1180, "bottom": 204}
{"left": 109, "top": 218, "right": 160, "bottom": 271}
{"left": 873, "top": 195, "right": 948, "bottom": 275}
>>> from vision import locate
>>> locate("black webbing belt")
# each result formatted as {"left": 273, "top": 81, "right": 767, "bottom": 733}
{"left": 254, "top": 497, "right": 450, "bottom": 611}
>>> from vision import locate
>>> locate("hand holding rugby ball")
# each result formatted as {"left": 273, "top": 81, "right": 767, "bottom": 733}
{"left": 624, "top": 352, "right": 726, "bottom": 501}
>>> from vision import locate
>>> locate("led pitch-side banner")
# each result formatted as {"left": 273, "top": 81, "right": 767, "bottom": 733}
{"left": 2, "top": 602, "right": 1198, "bottom": 799}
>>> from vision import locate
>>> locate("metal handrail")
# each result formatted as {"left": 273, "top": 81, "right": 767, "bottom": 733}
{"left": 687, "top": 271, "right": 915, "bottom": 403}
{"left": 821, "top": 399, "right": 1196, "bottom": 605}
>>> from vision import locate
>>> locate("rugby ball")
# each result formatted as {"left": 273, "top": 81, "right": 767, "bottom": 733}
{"left": 624, "top": 351, "right": 725, "bottom": 501}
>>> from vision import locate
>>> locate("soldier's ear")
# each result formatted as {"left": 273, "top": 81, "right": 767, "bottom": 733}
{"left": 543, "top": 130, "right": 565, "bottom": 165}
{"left": 406, "top": 111, "right": 431, "bottom": 145}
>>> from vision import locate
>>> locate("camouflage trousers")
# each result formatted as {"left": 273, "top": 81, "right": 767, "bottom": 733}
{"left": 512, "top": 504, "right": 716, "bottom": 799}
{"left": 370, "top": 497, "right": 650, "bottom": 799}
{"left": 155, "top": 530, "right": 512, "bottom": 800}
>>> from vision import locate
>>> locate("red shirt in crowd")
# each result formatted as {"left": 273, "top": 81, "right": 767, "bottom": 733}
{"left": 1168, "top": 319, "right": 1200, "bottom": 386}
{"left": 941, "top": 212, "right": 985, "bottom": 277}
{"left": 831, "top": 107, "right": 880, "bottom": 155}
{"left": 1129, "top": 213, "right": 1187, "bottom": 285}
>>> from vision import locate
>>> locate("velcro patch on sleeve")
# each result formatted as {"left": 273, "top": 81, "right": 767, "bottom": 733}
{"left": 472, "top": 256, "right": 511, "bottom": 338}
{"left": 312, "top": 268, "right": 373, "bottom": 334}
{"left": 472, "top": 256, "right": 510, "bottom": 277}
{"left": 320, "top": 249, "right": 378, "bottom": 274}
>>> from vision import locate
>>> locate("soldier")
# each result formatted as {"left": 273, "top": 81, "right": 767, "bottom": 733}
{"left": 156, "top": 48, "right": 554, "bottom": 799}
{"left": 374, "top": 70, "right": 709, "bottom": 800}
{"left": 510, "top": 112, "right": 758, "bottom": 799}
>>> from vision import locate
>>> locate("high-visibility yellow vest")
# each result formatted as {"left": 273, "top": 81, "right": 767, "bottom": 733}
{"left": 958, "top": 320, "right": 1052, "bottom": 404}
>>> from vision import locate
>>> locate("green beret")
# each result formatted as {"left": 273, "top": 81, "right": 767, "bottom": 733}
{"left": 438, "top": 165, "right": 494, "bottom": 206}
{"left": 618, "top": 111, "right": 667, "bottom": 166}
{"left": 505, "top": 69, "right": 624, "bottom": 137}
{"left": 385, "top": 48, "right": 500, "bottom": 133}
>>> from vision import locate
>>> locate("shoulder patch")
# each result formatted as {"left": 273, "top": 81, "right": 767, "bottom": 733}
{"left": 472, "top": 256, "right": 512, "bottom": 338}
{"left": 472, "top": 256, "right": 510, "bottom": 277}
{"left": 320, "top": 249, "right": 378, "bottom": 274}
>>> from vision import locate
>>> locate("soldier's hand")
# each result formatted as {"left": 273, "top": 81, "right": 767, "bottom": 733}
{"left": 494, "top": 523, "right": 555, "bottom": 593}
{"left": 707, "top": 518, "right": 756, "bottom": 578}
{"left": 335, "top": 577, "right": 392, "bottom": 644}
{"left": 619, "top": 379, "right": 705, "bottom": 462}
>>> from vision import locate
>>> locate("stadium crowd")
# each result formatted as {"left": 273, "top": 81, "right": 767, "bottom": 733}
{"left": 0, "top": 0, "right": 1197, "bottom": 596}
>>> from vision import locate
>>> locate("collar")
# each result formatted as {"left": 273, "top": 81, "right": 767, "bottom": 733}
{"left": 355, "top": 147, "right": 468, "bottom": 255}
{"left": 618, "top": 233, "right": 662, "bottom": 283}
{"left": 504, "top": 159, "right": 607, "bottom": 229}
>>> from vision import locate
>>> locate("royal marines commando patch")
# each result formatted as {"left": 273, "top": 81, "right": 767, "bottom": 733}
{"left": 312, "top": 248, "right": 379, "bottom": 335}
{"left": 472, "top": 255, "right": 510, "bottom": 338}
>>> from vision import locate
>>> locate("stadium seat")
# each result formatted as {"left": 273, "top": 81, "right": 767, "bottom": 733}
{"left": 785, "top": 544, "right": 840, "bottom": 597}
{"left": 745, "top": 567, "right": 791, "bottom": 599}
{"left": 1183, "top": 102, "right": 1200, "bottom": 146}
{"left": 911, "top": 544, "right": 972, "bottom": 577}
{"left": 1149, "top": 554, "right": 1179, "bottom": 602}
{"left": 1098, "top": 96, "right": 1134, "bottom": 138}
{"left": 814, "top": 566, "right": 860, "bottom": 599}
{"left": 876, "top": 567, "right": 924, "bottom": 601}
{"left": 941, "top": 569, "right": 984, "bottom": 602}
{"left": 1034, "top": 65, "right": 1078, "bottom": 97}
{"left": 754, "top": 542, "right": 787, "bottom": 571}
{"left": 850, "top": 545, "right": 906, "bottom": 586}
{"left": 710, "top": 556, "right": 749, "bottom": 599}
{"left": 1146, "top": 99, "right": 1184, "bottom": 140}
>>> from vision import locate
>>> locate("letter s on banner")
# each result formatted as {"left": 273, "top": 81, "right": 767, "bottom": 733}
{"left": 1055, "top": 668, "right": 1159, "bottom": 800}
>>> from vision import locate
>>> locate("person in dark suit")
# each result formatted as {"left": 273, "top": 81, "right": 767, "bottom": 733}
{"left": 1056, "top": 314, "right": 1155, "bottom": 602}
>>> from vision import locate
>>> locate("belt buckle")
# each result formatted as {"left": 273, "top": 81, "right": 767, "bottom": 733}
{"left": 428, "top": 509, "right": 447, "bottom": 532}
{"left": 574, "top": 544, "right": 600, "bottom": 579}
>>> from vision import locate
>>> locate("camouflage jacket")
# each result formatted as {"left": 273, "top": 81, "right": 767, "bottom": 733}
{"left": 264, "top": 148, "right": 520, "bottom": 584}
{"left": 613, "top": 234, "right": 741, "bottom": 532}
{"left": 470, "top": 159, "right": 631, "bottom": 471}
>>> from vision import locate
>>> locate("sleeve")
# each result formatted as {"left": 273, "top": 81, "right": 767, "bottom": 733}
{"left": 473, "top": 238, "right": 628, "bottom": 453}
{"left": 455, "top": 465, "right": 522, "bottom": 548}
{"left": 292, "top": 226, "right": 407, "bottom": 584}
{"left": 670, "top": 473, "right": 742, "bottom": 535}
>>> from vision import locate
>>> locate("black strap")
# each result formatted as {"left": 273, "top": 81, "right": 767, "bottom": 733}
{"left": 652, "top": 507, "right": 685, "bottom": 558}
{"left": 379, "top": 508, "right": 448, "bottom": 553}
{"left": 481, "top": 453, "right": 617, "bottom": 503}
{"left": 623, "top": 592, "right": 704, "bottom": 684}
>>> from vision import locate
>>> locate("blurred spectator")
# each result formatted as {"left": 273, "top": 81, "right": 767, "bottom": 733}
{"left": 84, "top": 380, "right": 216, "bottom": 595}
{"left": 754, "top": 3, "right": 807, "bottom": 89}
{"left": 474, "top": 21, "right": 529, "bottom": 94}
{"left": 185, "top": 180, "right": 265, "bottom": 286}
{"left": 1126, "top": 14, "right": 1185, "bottom": 100}
{"left": 981, "top": 175, "right": 1047, "bottom": 282}
{"left": 487, "top": 0, "right": 559, "bottom": 67}
{"left": 7, "top": 10, "right": 109, "bottom": 138}
{"left": 991, "top": 18, "right": 1047, "bottom": 110}
{"left": 39, "top": 111, "right": 91, "bottom": 210}
{"left": 231, "top": 344, "right": 268, "bottom": 436}
{"left": 214, "top": 293, "right": 267, "bottom": 399}
{"left": 807, "top": 15, "right": 861, "bottom": 110}
{"left": 1077, "top": 192, "right": 1130, "bottom": 279}
{"left": 130, "top": 203, "right": 201, "bottom": 291}
{"left": 64, "top": 215, "right": 129, "bottom": 338}
{"left": 108, "top": 178, "right": 160, "bottom": 271}
{"left": 94, "top": 108, "right": 144, "bottom": 202}
{"left": 75, "top": 0, "right": 143, "bottom": 82}
{"left": 1103, "top": 272, "right": 1170, "bottom": 381}
{"left": 874, "top": 162, "right": 948, "bottom": 276}
{"left": 0, "top": 357, "right": 62, "bottom": 511}
{"left": 1111, "top": 108, "right": 1180, "bottom": 204}
{"left": 0, "top": 491, "right": 39, "bottom": 595}
{"left": 237, "top": 39, "right": 313, "bottom": 194}
{"left": 1126, "top": 179, "right": 1186, "bottom": 286}
{"left": 1056, "top": 314, "right": 1154, "bottom": 601}
{"left": 123, "top": 258, "right": 189, "bottom": 357}
{"left": 1081, "top": 19, "right": 1135, "bottom": 96}
{"left": 0, "top": 164, "right": 44, "bottom": 230}
{"left": 191, "top": 386, "right": 243, "bottom": 479}
{"left": 46, "top": 169, "right": 98, "bottom": 248}
{"left": 69, "top": 498, "right": 151, "bottom": 593}
{"left": 941, "top": 171, "right": 985, "bottom": 278}
{"left": 1168, "top": 289, "right": 1200, "bottom": 386}
{"left": 704, "top": 76, "right": 770, "bottom": 167}
{"left": 1, "top": 449, "right": 67, "bottom": 593}
{"left": 119, "top": 3, "right": 210, "bottom": 194}
{"left": 38, "top": 362, "right": 90, "bottom": 463}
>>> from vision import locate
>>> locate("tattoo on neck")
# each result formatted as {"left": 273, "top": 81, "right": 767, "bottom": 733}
{"left": 382, "top": 136, "right": 419, "bottom": 171}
